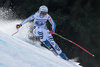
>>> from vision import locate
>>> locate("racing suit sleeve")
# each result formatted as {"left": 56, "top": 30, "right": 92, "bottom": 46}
{"left": 21, "top": 14, "right": 35, "bottom": 25}
{"left": 48, "top": 15, "right": 56, "bottom": 32}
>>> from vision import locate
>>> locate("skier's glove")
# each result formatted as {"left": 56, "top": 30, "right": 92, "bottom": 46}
{"left": 50, "top": 30, "right": 55, "bottom": 34}
{"left": 16, "top": 24, "right": 22, "bottom": 29}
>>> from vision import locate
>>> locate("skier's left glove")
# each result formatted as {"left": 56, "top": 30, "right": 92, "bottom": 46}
{"left": 16, "top": 24, "right": 22, "bottom": 29}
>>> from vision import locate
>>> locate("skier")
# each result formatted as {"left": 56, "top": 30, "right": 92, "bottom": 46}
{"left": 16, "top": 5, "right": 69, "bottom": 60}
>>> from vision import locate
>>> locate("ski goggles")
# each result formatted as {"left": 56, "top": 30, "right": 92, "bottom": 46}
{"left": 40, "top": 11, "right": 48, "bottom": 15}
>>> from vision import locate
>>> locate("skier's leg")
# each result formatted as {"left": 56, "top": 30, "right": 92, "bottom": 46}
{"left": 47, "top": 33, "right": 69, "bottom": 60}
{"left": 59, "top": 53, "right": 69, "bottom": 60}
{"left": 43, "top": 40, "right": 58, "bottom": 55}
{"left": 33, "top": 27, "right": 57, "bottom": 54}
{"left": 33, "top": 27, "right": 47, "bottom": 41}
{"left": 33, "top": 28, "right": 68, "bottom": 60}
{"left": 43, "top": 40, "right": 52, "bottom": 49}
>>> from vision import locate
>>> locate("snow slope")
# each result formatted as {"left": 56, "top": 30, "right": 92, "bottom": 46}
{"left": 0, "top": 8, "right": 82, "bottom": 67}
{"left": 0, "top": 30, "right": 82, "bottom": 67}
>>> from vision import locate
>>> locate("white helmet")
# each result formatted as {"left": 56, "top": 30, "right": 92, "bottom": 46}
{"left": 39, "top": 5, "right": 48, "bottom": 13}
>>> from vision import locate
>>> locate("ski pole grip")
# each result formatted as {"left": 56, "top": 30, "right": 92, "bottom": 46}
{"left": 16, "top": 24, "right": 22, "bottom": 29}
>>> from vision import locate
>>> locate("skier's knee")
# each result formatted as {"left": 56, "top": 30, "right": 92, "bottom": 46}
{"left": 43, "top": 40, "right": 51, "bottom": 49}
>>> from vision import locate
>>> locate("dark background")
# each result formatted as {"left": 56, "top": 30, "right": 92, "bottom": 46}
{"left": 0, "top": 0, "right": 100, "bottom": 67}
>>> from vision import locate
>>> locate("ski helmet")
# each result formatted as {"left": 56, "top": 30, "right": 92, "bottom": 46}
{"left": 39, "top": 5, "right": 48, "bottom": 13}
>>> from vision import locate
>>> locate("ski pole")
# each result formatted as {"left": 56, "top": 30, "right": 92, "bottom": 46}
{"left": 12, "top": 29, "right": 19, "bottom": 36}
{"left": 53, "top": 32, "right": 95, "bottom": 57}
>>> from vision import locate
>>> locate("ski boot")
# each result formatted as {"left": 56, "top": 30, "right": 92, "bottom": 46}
{"left": 59, "top": 53, "right": 69, "bottom": 61}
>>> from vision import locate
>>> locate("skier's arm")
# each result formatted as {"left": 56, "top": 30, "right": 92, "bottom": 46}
{"left": 48, "top": 15, "right": 56, "bottom": 32}
{"left": 16, "top": 14, "right": 34, "bottom": 29}
{"left": 21, "top": 14, "right": 34, "bottom": 25}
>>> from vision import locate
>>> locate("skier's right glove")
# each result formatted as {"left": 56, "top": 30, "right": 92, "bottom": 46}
{"left": 50, "top": 30, "right": 55, "bottom": 34}
{"left": 16, "top": 24, "right": 22, "bottom": 29}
